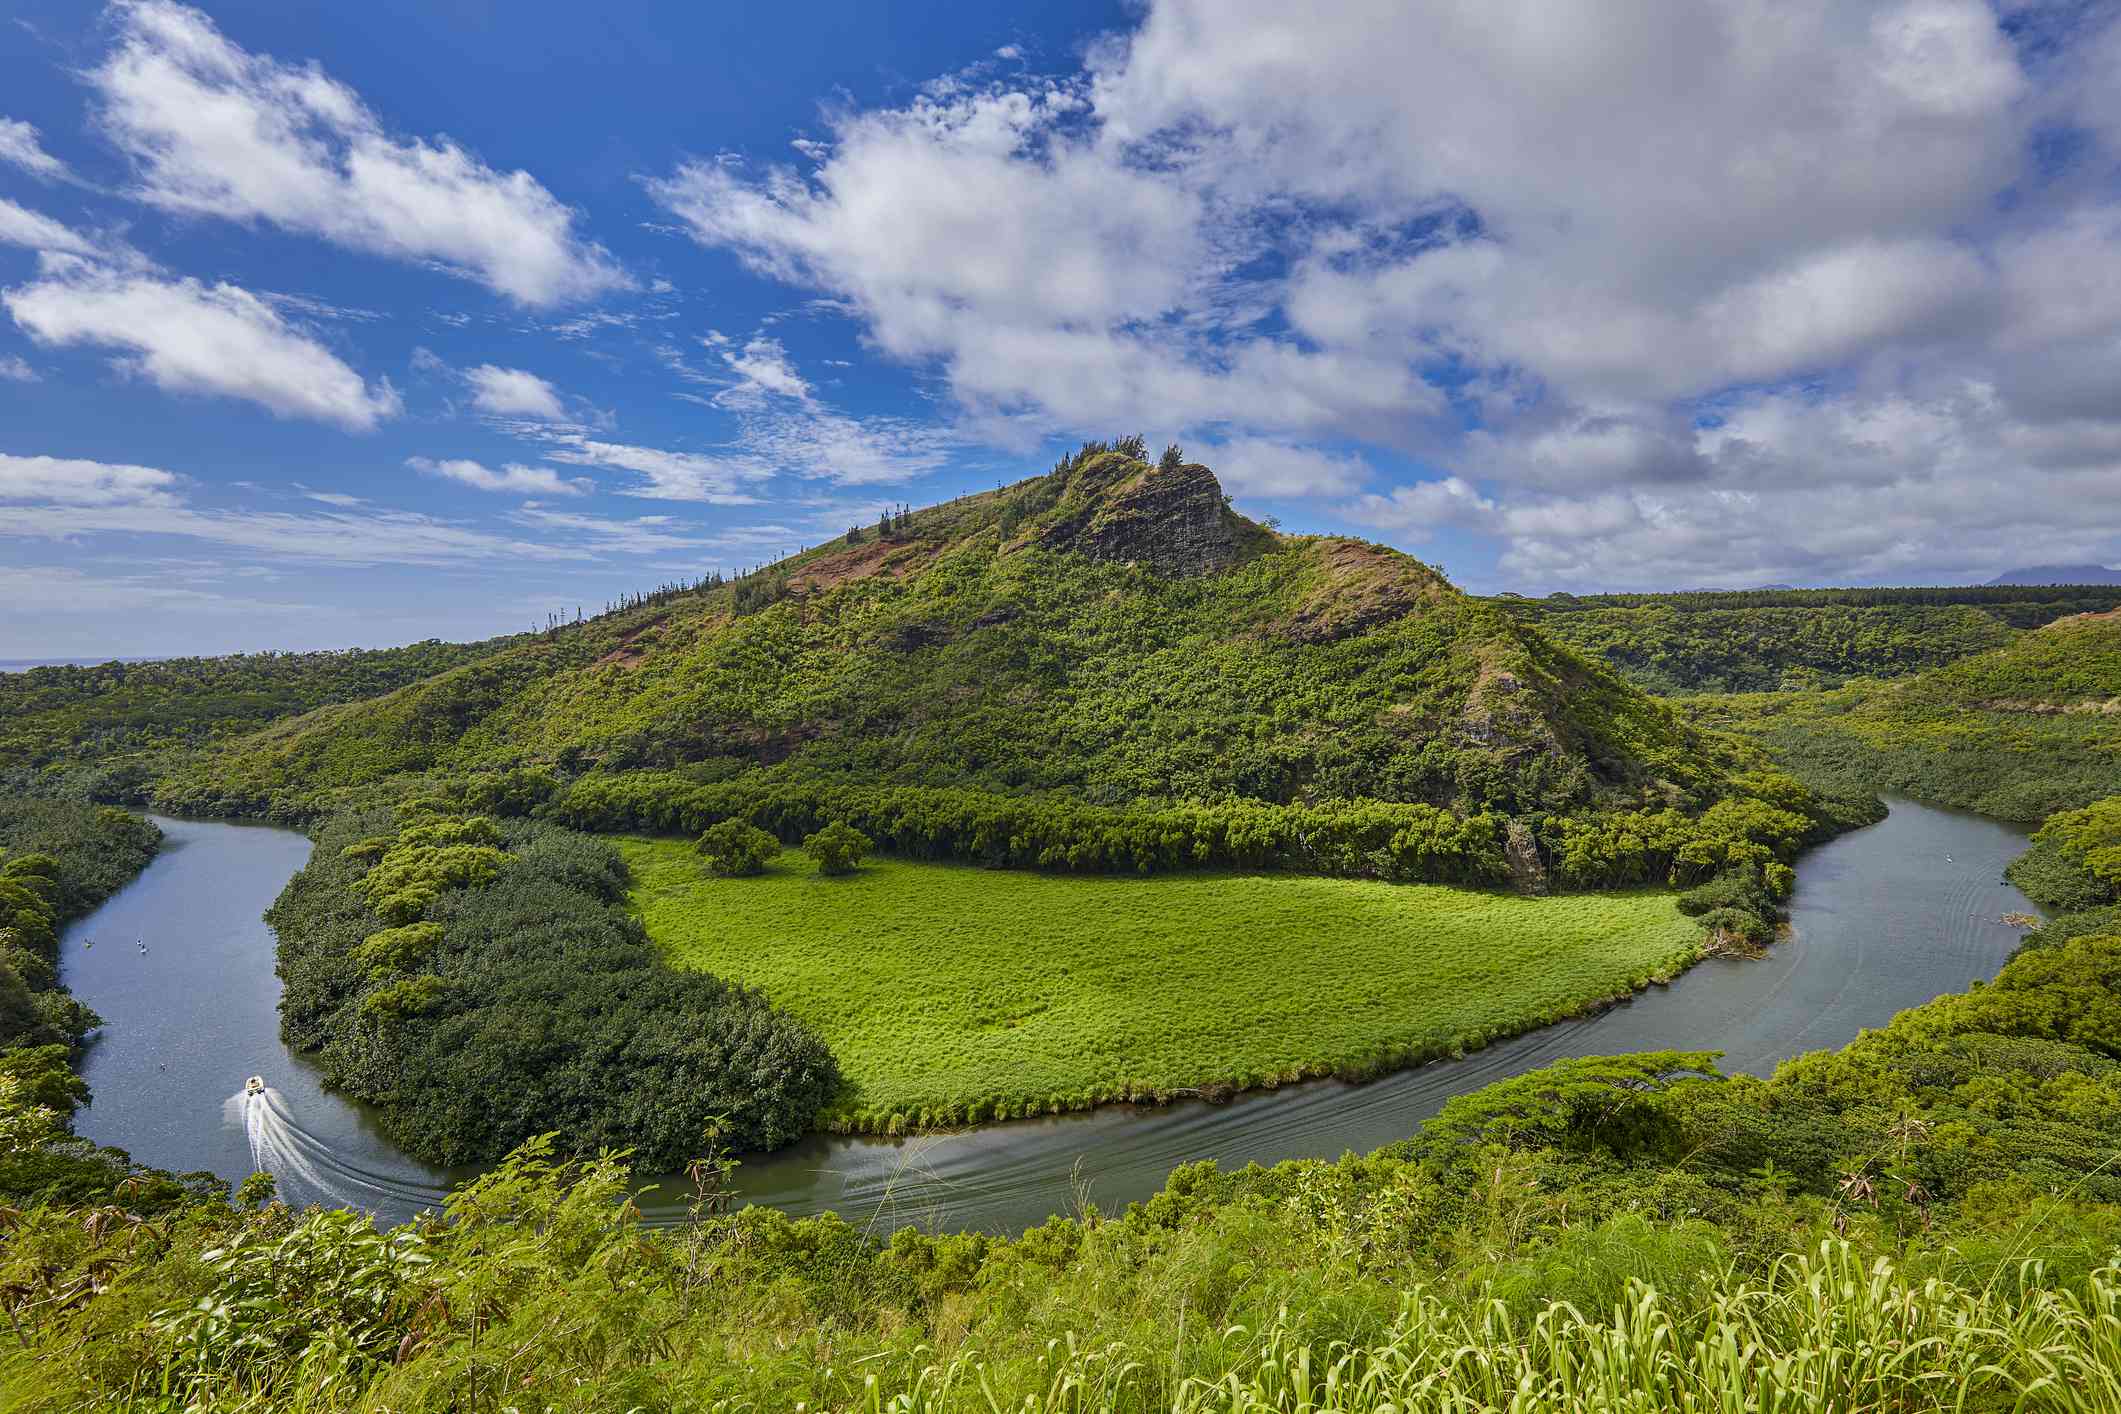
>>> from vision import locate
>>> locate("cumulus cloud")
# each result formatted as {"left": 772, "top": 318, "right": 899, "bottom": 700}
{"left": 6, "top": 259, "right": 400, "bottom": 429}
{"left": 0, "top": 355, "right": 36, "bottom": 382}
{"left": 1349, "top": 383, "right": 2121, "bottom": 589}
{"left": 0, "top": 450, "right": 181, "bottom": 505}
{"left": 647, "top": 86, "right": 1446, "bottom": 442}
{"left": 1205, "top": 440, "right": 1371, "bottom": 498}
{"left": 0, "top": 198, "right": 94, "bottom": 255}
{"left": 409, "top": 455, "right": 586, "bottom": 496}
{"left": 0, "top": 118, "right": 66, "bottom": 179}
{"left": 464, "top": 363, "right": 568, "bottom": 419}
{"left": 90, "top": 0, "right": 626, "bottom": 305}
{"left": 633, "top": 0, "right": 2121, "bottom": 585}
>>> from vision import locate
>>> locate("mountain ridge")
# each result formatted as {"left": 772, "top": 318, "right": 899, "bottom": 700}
{"left": 155, "top": 446, "right": 1746, "bottom": 823}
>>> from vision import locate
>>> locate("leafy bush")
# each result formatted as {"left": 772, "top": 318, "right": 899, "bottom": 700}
{"left": 695, "top": 818, "right": 781, "bottom": 877}
{"left": 802, "top": 820, "right": 871, "bottom": 876}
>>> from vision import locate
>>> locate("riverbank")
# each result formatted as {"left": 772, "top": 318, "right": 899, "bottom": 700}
{"left": 50, "top": 797, "right": 2040, "bottom": 1234}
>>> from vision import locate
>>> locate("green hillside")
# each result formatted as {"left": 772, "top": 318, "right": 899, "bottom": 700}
{"left": 1695, "top": 609, "right": 2121, "bottom": 819}
{"left": 1496, "top": 585, "right": 2121, "bottom": 695}
{"left": 158, "top": 447, "right": 1743, "bottom": 823}
{"left": 0, "top": 637, "right": 523, "bottom": 798}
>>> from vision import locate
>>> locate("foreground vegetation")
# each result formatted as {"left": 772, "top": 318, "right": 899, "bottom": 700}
{"left": 622, "top": 839, "right": 1701, "bottom": 1132}
{"left": 269, "top": 804, "right": 837, "bottom": 1168}
{"left": 3, "top": 891, "right": 2118, "bottom": 1409}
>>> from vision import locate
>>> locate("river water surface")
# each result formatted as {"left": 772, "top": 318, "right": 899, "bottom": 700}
{"left": 64, "top": 799, "right": 2036, "bottom": 1233}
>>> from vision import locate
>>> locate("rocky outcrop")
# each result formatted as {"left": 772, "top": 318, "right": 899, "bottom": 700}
{"left": 1039, "top": 461, "right": 1239, "bottom": 577}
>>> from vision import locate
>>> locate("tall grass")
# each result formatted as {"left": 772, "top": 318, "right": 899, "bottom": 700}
{"left": 837, "top": 1245, "right": 2121, "bottom": 1413}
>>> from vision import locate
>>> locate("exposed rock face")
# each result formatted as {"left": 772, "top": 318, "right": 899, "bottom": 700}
{"left": 1040, "top": 462, "right": 1239, "bottom": 577}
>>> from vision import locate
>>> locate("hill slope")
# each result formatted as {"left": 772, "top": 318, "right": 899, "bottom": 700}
{"left": 1497, "top": 585, "right": 2121, "bottom": 694}
{"left": 1692, "top": 609, "right": 2121, "bottom": 819}
{"left": 161, "top": 449, "right": 1740, "bottom": 821}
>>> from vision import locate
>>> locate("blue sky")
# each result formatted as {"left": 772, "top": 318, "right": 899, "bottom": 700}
{"left": 4, "top": 1, "right": 2120, "bottom": 656}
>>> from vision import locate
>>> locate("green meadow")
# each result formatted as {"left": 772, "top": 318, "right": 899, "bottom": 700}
{"left": 619, "top": 839, "right": 1702, "bottom": 1133}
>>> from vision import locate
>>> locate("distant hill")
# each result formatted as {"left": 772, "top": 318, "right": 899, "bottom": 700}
{"left": 1988, "top": 564, "right": 2121, "bottom": 586}
{"left": 154, "top": 446, "right": 1743, "bottom": 821}
{"left": 1493, "top": 584, "right": 2121, "bottom": 695}
{"left": 1692, "top": 608, "right": 2121, "bottom": 820}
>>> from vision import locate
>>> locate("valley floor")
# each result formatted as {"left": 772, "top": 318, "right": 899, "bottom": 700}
{"left": 620, "top": 840, "right": 1701, "bottom": 1133}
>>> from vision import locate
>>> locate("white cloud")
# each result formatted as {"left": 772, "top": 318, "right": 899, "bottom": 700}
{"left": 90, "top": 0, "right": 627, "bottom": 305}
{"left": 6, "top": 259, "right": 400, "bottom": 429}
{"left": 1348, "top": 383, "right": 2121, "bottom": 589}
{"left": 510, "top": 505, "right": 718, "bottom": 554}
{"left": 0, "top": 118, "right": 65, "bottom": 180}
{"left": 0, "top": 451, "right": 181, "bottom": 505}
{"left": 535, "top": 430, "right": 769, "bottom": 503}
{"left": 0, "top": 449, "right": 592, "bottom": 566}
{"left": 1204, "top": 440, "right": 1370, "bottom": 498}
{"left": 409, "top": 455, "right": 587, "bottom": 496}
{"left": 0, "top": 355, "right": 36, "bottom": 382}
{"left": 464, "top": 363, "right": 568, "bottom": 419}
{"left": 715, "top": 336, "right": 813, "bottom": 408}
{"left": 735, "top": 406, "right": 956, "bottom": 485}
{"left": 648, "top": 0, "right": 2037, "bottom": 454}
{"left": 0, "top": 198, "right": 94, "bottom": 255}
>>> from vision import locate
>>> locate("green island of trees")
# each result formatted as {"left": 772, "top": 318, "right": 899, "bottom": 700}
{"left": 620, "top": 837, "right": 1702, "bottom": 1133}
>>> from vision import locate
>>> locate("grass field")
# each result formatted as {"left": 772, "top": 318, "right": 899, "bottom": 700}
{"left": 619, "top": 840, "right": 1703, "bottom": 1133}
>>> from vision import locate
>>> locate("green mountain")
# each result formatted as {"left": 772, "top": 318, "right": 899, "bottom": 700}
{"left": 158, "top": 448, "right": 1743, "bottom": 822}
{"left": 1693, "top": 608, "right": 2121, "bottom": 819}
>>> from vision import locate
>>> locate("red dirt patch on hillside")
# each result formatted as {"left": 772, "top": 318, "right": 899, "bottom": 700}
{"left": 789, "top": 538, "right": 936, "bottom": 593}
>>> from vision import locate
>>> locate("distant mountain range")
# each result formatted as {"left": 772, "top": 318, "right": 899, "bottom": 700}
{"left": 1986, "top": 564, "right": 2121, "bottom": 586}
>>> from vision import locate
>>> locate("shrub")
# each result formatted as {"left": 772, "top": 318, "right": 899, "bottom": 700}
{"left": 696, "top": 819, "right": 781, "bottom": 877}
{"left": 804, "top": 820, "right": 872, "bottom": 876}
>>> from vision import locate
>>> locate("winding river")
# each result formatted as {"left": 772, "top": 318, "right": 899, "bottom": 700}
{"left": 63, "top": 798, "right": 2036, "bottom": 1233}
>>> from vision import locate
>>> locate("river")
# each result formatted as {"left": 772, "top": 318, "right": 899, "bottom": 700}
{"left": 63, "top": 798, "right": 2037, "bottom": 1233}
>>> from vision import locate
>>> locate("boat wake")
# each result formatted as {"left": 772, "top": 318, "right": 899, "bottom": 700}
{"left": 228, "top": 1087, "right": 451, "bottom": 1216}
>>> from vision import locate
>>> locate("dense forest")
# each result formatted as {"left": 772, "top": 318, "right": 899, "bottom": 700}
{"left": 268, "top": 802, "right": 837, "bottom": 1167}
{"left": 1496, "top": 585, "right": 2121, "bottom": 694}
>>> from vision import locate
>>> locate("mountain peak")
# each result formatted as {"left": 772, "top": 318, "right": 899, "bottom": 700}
{"left": 1035, "top": 452, "right": 1245, "bottom": 577}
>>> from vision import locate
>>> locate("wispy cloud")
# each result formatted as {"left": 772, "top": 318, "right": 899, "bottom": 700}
{"left": 534, "top": 429, "right": 769, "bottom": 503}
{"left": 0, "top": 117, "right": 65, "bottom": 179}
{"left": 0, "top": 197, "right": 94, "bottom": 255}
{"left": 410, "top": 455, "right": 588, "bottom": 496}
